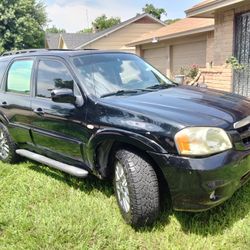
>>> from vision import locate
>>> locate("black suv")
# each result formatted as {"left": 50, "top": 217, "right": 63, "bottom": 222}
{"left": 0, "top": 49, "right": 249, "bottom": 227}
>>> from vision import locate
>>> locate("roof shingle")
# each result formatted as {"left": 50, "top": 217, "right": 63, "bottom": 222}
{"left": 61, "top": 33, "right": 98, "bottom": 49}
{"left": 127, "top": 18, "right": 214, "bottom": 46}
{"left": 45, "top": 13, "right": 165, "bottom": 49}
{"left": 189, "top": 0, "right": 216, "bottom": 10}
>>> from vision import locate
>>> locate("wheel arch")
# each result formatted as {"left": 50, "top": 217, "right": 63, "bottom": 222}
{"left": 87, "top": 128, "right": 171, "bottom": 205}
{"left": 87, "top": 128, "right": 167, "bottom": 174}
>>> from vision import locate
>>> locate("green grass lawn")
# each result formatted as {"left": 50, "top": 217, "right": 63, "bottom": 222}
{"left": 0, "top": 161, "right": 249, "bottom": 250}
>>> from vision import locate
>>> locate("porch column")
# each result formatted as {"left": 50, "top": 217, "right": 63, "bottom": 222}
{"left": 135, "top": 45, "right": 144, "bottom": 57}
{"left": 166, "top": 45, "right": 171, "bottom": 77}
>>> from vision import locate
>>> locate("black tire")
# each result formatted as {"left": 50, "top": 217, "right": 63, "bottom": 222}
{"left": 0, "top": 123, "right": 18, "bottom": 163}
{"left": 113, "top": 149, "right": 160, "bottom": 227}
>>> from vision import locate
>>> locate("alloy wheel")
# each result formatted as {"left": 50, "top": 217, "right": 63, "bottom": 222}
{"left": 0, "top": 129, "right": 9, "bottom": 159}
{"left": 115, "top": 161, "right": 130, "bottom": 213}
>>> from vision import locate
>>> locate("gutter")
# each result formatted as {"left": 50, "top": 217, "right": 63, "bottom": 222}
{"left": 186, "top": 0, "right": 245, "bottom": 17}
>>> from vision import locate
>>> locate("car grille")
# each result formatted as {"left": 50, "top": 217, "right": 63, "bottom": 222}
{"left": 236, "top": 124, "right": 250, "bottom": 147}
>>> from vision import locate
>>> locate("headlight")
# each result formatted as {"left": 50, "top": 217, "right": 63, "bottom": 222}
{"left": 174, "top": 127, "right": 232, "bottom": 156}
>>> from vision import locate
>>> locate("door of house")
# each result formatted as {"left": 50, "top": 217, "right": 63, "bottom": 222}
{"left": 234, "top": 12, "right": 250, "bottom": 97}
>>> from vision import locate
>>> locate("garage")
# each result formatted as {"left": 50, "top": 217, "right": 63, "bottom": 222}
{"left": 143, "top": 47, "right": 167, "bottom": 75}
{"left": 171, "top": 41, "right": 207, "bottom": 76}
{"left": 128, "top": 18, "right": 214, "bottom": 79}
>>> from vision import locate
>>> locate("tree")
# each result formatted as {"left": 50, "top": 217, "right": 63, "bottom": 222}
{"left": 0, "top": 0, "right": 47, "bottom": 54}
{"left": 78, "top": 28, "right": 93, "bottom": 33}
{"left": 92, "top": 15, "right": 121, "bottom": 31}
{"left": 46, "top": 26, "right": 66, "bottom": 34}
{"left": 142, "top": 4, "right": 166, "bottom": 20}
{"left": 165, "top": 19, "right": 181, "bottom": 25}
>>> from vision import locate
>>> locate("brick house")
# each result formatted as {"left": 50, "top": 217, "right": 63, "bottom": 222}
{"left": 186, "top": 0, "right": 250, "bottom": 96}
{"left": 129, "top": 0, "right": 250, "bottom": 97}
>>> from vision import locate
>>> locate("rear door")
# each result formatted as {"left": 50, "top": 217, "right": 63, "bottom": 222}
{"left": 30, "top": 57, "right": 88, "bottom": 163}
{"left": 0, "top": 58, "right": 34, "bottom": 147}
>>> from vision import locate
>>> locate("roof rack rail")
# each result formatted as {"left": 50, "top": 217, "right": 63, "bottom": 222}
{"left": 1, "top": 49, "right": 48, "bottom": 57}
{"left": 1, "top": 48, "right": 99, "bottom": 57}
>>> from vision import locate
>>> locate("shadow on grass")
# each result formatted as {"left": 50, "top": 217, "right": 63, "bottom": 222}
{"left": 28, "top": 163, "right": 114, "bottom": 198}
{"left": 27, "top": 162, "right": 250, "bottom": 236}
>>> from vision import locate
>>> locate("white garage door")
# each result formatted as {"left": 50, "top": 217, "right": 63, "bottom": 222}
{"left": 143, "top": 47, "right": 167, "bottom": 75}
{"left": 171, "top": 41, "right": 206, "bottom": 76}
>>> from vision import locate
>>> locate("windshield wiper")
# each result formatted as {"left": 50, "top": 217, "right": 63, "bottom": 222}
{"left": 146, "top": 84, "right": 176, "bottom": 90}
{"left": 101, "top": 88, "right": 156, "bottom": 98}
{"left": 101, "top": 90, "right": 139, "bottom": 98}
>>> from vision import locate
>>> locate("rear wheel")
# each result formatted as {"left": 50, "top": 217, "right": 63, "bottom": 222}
{"left": 0, "top": 123, "right": 18, "bottom": 163}
{"left": 113, "top": 149, "right": 160, "bottom": 227}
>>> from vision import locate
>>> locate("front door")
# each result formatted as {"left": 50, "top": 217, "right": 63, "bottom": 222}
{"left": 234, "top": 12, "right": 250, "bottom": 97}
{"left": 30, "top": 57, "right": 88, "bottom": 163}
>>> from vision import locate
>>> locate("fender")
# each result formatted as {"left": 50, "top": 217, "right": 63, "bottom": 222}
{"left": 86, "top": 127, "right": 168, "bottom": 177}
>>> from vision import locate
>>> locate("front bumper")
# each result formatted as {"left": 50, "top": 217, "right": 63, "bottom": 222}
{"left": 148, "top": 149, "right": 250, "bottom": 211}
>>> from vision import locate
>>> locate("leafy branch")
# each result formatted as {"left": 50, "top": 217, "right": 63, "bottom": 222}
{"left": 226, "top": 56, "right": 246, "bottom": 71}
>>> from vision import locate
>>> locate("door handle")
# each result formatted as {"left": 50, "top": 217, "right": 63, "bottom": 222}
{"left": 0, "top": 101, "right": 8, "bottom": 107}
{"left": 33, "top": 107, "right": 44, "bottom": 115}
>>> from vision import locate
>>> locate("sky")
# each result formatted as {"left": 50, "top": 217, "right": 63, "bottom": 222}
{"left": 44, "top": 0, "right": 201, "bottom": 32}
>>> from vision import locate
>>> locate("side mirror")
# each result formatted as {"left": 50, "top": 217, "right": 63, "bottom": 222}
{"left": 51, "top": 88, "right": 76, "bottom": 104}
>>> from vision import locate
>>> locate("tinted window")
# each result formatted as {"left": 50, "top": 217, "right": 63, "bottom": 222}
{"left": 0, "top": 60, "right": 9, "bottom": 86}
{"left": 36, "top": 60, "right": 74, "bottom": 98}
{"left": 7, "top": 60, "right": 33, "bottom": 94}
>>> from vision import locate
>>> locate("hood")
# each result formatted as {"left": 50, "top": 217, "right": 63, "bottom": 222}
{"left": 100, "top": 86, "right": 250, "bottom": 131}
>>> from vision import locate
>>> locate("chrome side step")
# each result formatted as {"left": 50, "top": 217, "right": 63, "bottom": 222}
{"left": 16, "top": 149, "right": 88, "bottom": 178}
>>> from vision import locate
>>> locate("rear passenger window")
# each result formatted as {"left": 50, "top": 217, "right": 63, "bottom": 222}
{"left": 7, "top": 60, "right": 33, "bottom": 94}
{"left": 36, "top": 60, "right": 74, "bottom": 98}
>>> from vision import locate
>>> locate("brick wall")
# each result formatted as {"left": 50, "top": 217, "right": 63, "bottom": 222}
{"left": 213, "top": 10, "right": 234, "bottom": 66}
{"left": 201, "top": 2, "right": 250, "bottom": 93}
{"left": 200, "top": 65, "right": 233, "bottom": 92}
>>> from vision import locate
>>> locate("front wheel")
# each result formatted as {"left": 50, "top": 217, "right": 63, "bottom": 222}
{"left": 114, "top": 149, "right": 160, "bottom": 227}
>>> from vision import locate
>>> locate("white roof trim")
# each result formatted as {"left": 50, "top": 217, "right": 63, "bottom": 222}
{"left": 75, "top": 13, "right": 165, "bottom": 49}
{"left": 127, "top": 25, "right": 214, "bottom": 46}
{"left": 186, "top": 0, "right": 245, "bottom": 17}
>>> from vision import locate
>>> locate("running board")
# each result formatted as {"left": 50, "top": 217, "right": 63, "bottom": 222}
{"left": 16, "top": 149, "right": 88, "bottom": 178}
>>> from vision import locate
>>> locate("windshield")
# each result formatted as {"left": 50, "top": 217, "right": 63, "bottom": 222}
{"left": 71, "top": 53, "right": 174, "bottom": 98}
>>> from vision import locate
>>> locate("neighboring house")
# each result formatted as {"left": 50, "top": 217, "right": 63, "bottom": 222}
{"left": 128, "top": 0, "right": 250, "bottom": 97}
{"left": 45, "top": 13, "right": 165, "bottom": 53}
{"left": 45, "top": 33, "right": 60, "bottom": 49}
{"left": 186, "top": 0, "right": 250, "bottom": 96}
{"left": 127, "top": 18, "right": 214, "bottom": 76}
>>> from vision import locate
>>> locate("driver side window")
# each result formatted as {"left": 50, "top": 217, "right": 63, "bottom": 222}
{"left": 36, "top": 59, "right": 74, "bottom": 98}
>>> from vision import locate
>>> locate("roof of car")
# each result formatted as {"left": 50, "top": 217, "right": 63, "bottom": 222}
{"left": 0, "top": 49, "right": 132, "bottom": 61}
